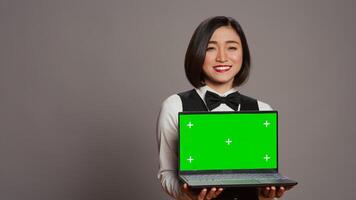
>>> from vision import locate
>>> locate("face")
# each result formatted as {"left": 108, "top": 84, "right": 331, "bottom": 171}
{"left": 202, "top": 26, "right": 243, "bottom": 90}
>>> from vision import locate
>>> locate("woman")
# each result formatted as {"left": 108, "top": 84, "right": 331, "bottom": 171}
{"left": 157, "top": 16, "right": 287, "bottom": 200}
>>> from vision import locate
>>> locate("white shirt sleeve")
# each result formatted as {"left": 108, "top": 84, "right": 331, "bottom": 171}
{"left": 157, "top": 94, "right": 188, "bottom": 199}
{"left": 257, "top": 100, "right": 273, "bottom": 111}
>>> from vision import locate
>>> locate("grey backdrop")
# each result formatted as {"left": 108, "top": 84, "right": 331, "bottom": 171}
{"left": 1, "top": 0, "right": 355, "bottom": 200}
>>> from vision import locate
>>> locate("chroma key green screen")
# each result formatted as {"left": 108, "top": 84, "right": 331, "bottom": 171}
{"left": 179, "top": 111, "right": 277, "bottom": 171}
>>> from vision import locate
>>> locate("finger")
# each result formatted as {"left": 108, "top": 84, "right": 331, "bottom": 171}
{"left": 269, "top": 186, "right": 276, "bottom": 198}
{"left": 276, "top": 186, "right": 285, "bottom": 198}
{"left": 198, "top": 188, "right": 208, "bottom": 200}
{"left": 182, "top": 184, "right": 195, "bottom": 199}
{"left": 215, "top": 188, "right": 224, "bottom": 196}
{"left": 205, "top": 187, "right": 217, "bottom": 200}
{"left": 182, "top": 183, "right": 189, "bottom": 191}
{"left": 263, "top": 187, "right": 270, "bottom": 197}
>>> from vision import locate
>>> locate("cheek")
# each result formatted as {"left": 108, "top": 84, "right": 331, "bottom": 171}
{"left": 202, "top": 53, "right": 215, "bottom": 69}
{"left": 202, "top": 63, "right": 211, "bottom": 75}
{"left": 204, "top": 53, "right": 215, "bottom": 63}
{"left": 230, "top": 53, "right": 243, "bottom": 64}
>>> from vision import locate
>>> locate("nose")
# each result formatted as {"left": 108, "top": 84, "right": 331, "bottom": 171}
{"left": 216, "top": 48, "right": 227, "bottom": 62}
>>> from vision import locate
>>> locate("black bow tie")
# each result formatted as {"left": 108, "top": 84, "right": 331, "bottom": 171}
{"left": 204, "top": 90, "right": 241, "bottom": 111}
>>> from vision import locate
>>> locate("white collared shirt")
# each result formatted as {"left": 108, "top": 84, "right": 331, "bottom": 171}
{"left": 156, "top": 86, "right": 273, "bottom": 200}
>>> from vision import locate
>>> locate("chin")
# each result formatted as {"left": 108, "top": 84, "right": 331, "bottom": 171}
{"left": 210, "top": 79, "right": 235, "bottom": 86}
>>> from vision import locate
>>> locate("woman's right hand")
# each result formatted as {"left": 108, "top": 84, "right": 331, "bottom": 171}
{"left": 181, "top": 183, "right": 224, "bottom": 200}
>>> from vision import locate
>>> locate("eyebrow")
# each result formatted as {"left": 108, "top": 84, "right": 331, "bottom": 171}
{"left": 208, "top": 40, "right": 240, "bottom": 45}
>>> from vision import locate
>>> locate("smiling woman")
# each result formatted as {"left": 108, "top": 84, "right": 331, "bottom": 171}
{"left": 157, "top": 16, "right": 287, "bottom": 200}
{"left": 184, "top": 16, "right": 251, "bottom": 91}
{"left": 202, "top": 26, "right": 243, "bottom": 93}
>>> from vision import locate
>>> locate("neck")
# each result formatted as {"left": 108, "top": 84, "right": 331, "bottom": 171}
{"left": 204, "top": 81, "right": 234, "bottom": 94}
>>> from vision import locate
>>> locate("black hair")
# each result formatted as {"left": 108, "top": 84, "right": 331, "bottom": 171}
{"left": 184, "top": 16, "right": 251, "bottom": 87}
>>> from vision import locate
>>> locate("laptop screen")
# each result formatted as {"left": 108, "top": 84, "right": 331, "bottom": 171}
{"left": 179, "top": 111, "right": 277, "bottom": 171}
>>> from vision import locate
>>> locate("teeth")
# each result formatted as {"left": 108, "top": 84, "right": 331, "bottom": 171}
{"left": 214, "top": 66, "right": 231, "bottom": 70}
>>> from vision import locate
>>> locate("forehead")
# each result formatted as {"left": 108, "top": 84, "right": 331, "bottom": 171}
{"left": 209, "top": 26, "right": 241, "bottom": 42}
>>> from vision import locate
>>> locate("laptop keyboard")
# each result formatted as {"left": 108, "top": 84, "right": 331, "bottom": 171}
{"left": 185, "top": 173, "right": 287, "bottom": 182}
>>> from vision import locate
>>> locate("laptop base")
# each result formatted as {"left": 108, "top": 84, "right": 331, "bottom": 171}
{"left": 180, "top": 173, "right": 298, "bottom": 189}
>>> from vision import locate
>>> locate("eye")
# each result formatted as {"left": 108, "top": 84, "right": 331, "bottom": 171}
{"left": 206, "top": 46, "right": 215, "bottom": 51}
{"left": 228, "top": 46, "right": 238, "bottom": 51}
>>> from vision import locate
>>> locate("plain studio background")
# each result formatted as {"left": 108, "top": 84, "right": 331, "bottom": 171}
{"left": 1, "top": 0, "right": 355, "bottom": 199}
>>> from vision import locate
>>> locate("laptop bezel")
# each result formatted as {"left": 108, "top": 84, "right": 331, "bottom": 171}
{"left": 178, "top": 110, "right": 279, "bottom": 175}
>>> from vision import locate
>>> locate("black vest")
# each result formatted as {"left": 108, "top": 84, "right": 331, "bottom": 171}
{"left": 178, "top": 89, "right": 259, "bottom": 111}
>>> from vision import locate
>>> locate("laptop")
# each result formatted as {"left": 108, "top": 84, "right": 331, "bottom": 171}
{"left": 178, "top": 111, "right": 297, "bottom": 188}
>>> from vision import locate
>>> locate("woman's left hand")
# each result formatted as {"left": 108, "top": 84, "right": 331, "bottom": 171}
{"left": 258, "top": 186, "right": 285, "bottom": 200}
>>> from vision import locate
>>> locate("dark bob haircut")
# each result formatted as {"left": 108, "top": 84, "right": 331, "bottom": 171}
{"left": 184, "top": 16, "right": 251, "bottom": 88}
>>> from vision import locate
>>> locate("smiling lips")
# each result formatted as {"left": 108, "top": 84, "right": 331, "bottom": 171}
{"left": 213, "top": 65, "right": 232, "bottom": 73}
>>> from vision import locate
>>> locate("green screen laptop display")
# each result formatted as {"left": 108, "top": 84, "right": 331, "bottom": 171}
{"left": 179, "top": 112, "right": 277, "bottom": 171}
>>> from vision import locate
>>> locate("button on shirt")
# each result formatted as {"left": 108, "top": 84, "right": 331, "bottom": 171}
{"left": 156, "top": 86, "right": 273, "bottom": 200}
